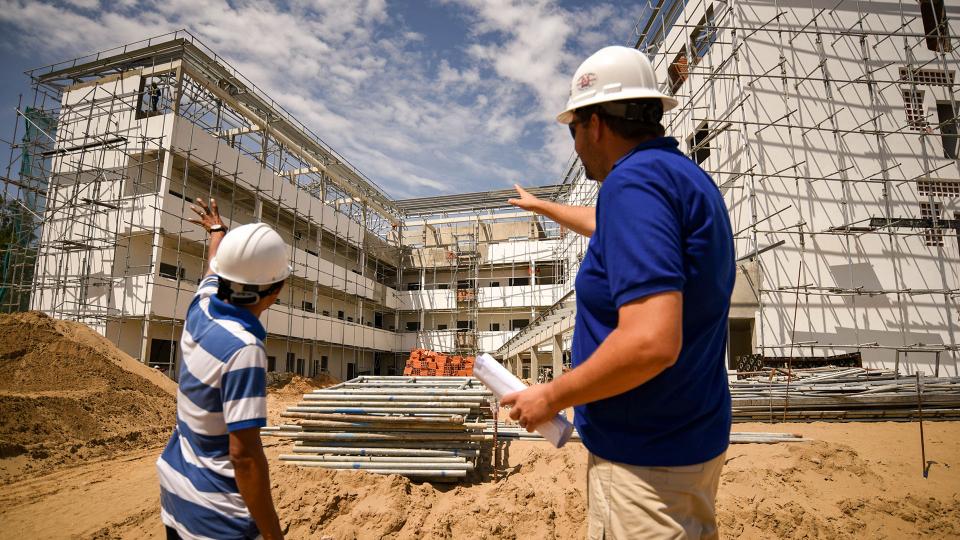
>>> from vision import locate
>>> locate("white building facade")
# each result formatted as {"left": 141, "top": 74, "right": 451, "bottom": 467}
{"left": 22, "top": 34, "right": 565, "bottom": 381}
{"left": 16, "top": 0, "right": 960, "bottom": 382}
{"left": 501, "top": 0, "right": 959, "bottom": 377}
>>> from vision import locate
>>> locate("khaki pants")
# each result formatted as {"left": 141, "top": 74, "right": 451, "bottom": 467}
{"left": 587, "top": 451, "right": 725, "bottom": 540}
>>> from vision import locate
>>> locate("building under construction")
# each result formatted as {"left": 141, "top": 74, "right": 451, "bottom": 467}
{"left": 0, "top": 32, "right": 569, "bottom": 381}
{"left": 1, "top": 0, "right": 957, "bottom": 381}
{"left": 501, "top": 0, "right": 959, "bottom": 378}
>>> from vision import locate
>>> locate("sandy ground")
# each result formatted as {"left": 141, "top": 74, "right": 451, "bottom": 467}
{"left": 2, "top": 313, "right": 958, "bottom": 538}
{"left": 1, "top": 387, "right": 958, "bottom": 539}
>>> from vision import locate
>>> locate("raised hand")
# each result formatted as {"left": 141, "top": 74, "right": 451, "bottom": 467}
{"left": 507, "top": 184, "right": 543, "bottom": 212}
{"left": 187, "top": 197, "right": 225, "bottom": 233}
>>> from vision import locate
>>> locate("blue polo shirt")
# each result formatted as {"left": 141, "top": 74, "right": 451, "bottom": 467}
{"left": 572, "top": 136, "right": 734, "bottom": 467}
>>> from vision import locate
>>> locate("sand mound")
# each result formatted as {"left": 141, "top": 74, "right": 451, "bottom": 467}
{"left": 266, "top": 374, "right": 341, "bottom": 425}
{"left": 718, "top": 437, "right": 960, "bottom": 538}
{"left": 0, "top": 311, "right": 177, "bottom": 482}
{"left": 265, "top": 423, "right": 960, "bottom": 539}
{"left": 269, "top": 373, "right": 340, "bottom": 397}
{"left": 270, "top": 442, "right": 587, "bottom": 539}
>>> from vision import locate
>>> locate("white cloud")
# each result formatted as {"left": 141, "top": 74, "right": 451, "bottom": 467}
{"left": 63, "top": 0, "right": 100, "bottom": 10}
{"left": 0, "top": 0, "right": 633, "bottom": 198}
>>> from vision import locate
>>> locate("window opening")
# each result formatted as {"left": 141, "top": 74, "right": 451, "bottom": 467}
{"left": 920, "top": 202, "right": 944, "bottom": 246}
{"left": 668, "top": 47, "right": 689, "bottom": 95}
{"left": 936, "top": 101, "right": 958, "bottom": 159}
{"left": 902, "top": 89, "right": 929, "bottom": 130}
{"left": 687, "top": 121, "right": 711, "bottom": 164}
{"left": 919, "top": 0, "right": 952, "bottom": 52}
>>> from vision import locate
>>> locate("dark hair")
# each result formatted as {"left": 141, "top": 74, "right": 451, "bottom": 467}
{"left": 216, "top": 279, "right": 285, "bottom": 306}
{"left": 574, "top": 98, "right": 665, "bottom": 140}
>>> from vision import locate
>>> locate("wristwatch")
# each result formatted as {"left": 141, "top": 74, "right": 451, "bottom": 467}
{"left": 209, "top": 224, "right": 228, "bottom": 234}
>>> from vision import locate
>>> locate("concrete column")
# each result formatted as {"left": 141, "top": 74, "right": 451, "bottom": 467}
{"left": 394, "top": 225, "right": 403, "bottom": 333}
{"left": 552, "top": 333, "right": 564, "bottom": 381}
{"left": 138, "top": 319, "right": 151, "bottom": 363}
{"left": 529, "top": 347, "right": 540, "bottom": 382}
{"left": 418, "top": 268, "right": 426, "bottom": 331}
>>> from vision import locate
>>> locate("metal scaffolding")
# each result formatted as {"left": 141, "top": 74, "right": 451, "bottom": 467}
{"left": 2, "top": 1, "right": 957, "bottom": 382}
{"left": 500, "top": 0, "right": 959, "bottom": 377}
{"left": 0, "top": 30, "right": 573, "bottom": 381}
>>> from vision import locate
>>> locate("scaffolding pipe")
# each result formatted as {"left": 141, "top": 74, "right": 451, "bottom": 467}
{"left": 289, "top": 447, "right": 479, "bottom": 458}
{"left": 278, "top": 463, "right": 468, "bottom": 478}
{"left": 273, "top": 431, "right": 491, "bottom": 442}
{"left": 278, "top": 456, "right": 474, "bottom": 470}
{"left": 297, "top": 400, "right": 485, "bottom": 409}
{"left": 283, "top": 406, "right": 474, "bottom": 415}
{"left": 279, "top": 411, "right": 465, "bottom": 423}
{"left": 279, "top": 454, "right": 471, "bottom": 464}
{"left": 301, "top": 394, "right": 484, "bottom": 402}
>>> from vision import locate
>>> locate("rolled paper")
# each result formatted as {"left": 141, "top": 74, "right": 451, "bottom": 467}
{"left": 473, "top": 353, "right": 573, "bottom": 448}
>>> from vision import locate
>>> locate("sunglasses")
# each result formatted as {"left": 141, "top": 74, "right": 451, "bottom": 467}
{"left": 568, "top": 111, "right": 592, "bottom": 139}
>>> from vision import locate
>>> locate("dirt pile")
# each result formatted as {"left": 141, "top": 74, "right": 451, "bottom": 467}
{"left": 269, "top": 442, "right": 587, "bottom": 539}
{"left": 717, "top": 436, "right": 960, "bottom": 539}
{"left": 267, "top": 374, "right": 341, "bottom": 425}
{"left": 269, "top": 373, "right": 340, "bottom": 397}
{"left": 0, "top": 401, "right": 957, "bottom": 538}
{"left": 262, "top": 421, "right": 960, "bottom": 539}
{"left": 0, "top": 311, "right": 177, "bottom": 482}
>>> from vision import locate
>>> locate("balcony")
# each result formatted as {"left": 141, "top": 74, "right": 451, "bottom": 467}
{"left": 33, "top": 272, "right": 154, "bottom": 319}
{"left": 261, "top": 303, "right": 397, "bottom": 350}
{"left": 159, "top": 195, "right": 400, "bottom": 309}
{"left": 397, "top": 283, "right": 560, "bottom": 311}
{"left": 147, "top": 278, "right": 397, "bottom": 350}
{"left": 486, "top": 239, "right": 561, "bottom": 263}
{"left": 398, "top": 330, "right": 515, "bottom": 354}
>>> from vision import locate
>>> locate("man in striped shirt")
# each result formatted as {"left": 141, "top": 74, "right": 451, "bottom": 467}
{"left": 157, "top": 198, "right": 290, "bottom": 540}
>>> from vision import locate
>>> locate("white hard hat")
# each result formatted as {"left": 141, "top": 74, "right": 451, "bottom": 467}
{"left": 210, "top": 223, "right": 292, "bottom": 285}
{"left": 557, "top": 45, "right": 678, "bottom": 124}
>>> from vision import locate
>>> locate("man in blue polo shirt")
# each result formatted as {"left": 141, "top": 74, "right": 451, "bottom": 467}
{"left": 157, "top": 198, "right": 289, "bottom": 540}
{"left": 504, "top": 46, "right": 735, "bottom": 539}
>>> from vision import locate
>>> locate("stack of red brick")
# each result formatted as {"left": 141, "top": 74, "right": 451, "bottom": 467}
{"left": 403, "top": 348, "right": 475, "bottom": 377}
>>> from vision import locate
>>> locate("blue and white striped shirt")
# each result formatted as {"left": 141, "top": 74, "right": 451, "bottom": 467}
{"left": 157, "top": 275, "right": 268, "bottom": 540}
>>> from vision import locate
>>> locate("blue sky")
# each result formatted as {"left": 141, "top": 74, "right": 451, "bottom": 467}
{"left": 0, "top": 0, "right": 640, "bottom": 198}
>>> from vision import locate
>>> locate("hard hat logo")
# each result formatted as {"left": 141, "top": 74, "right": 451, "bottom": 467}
{"left": 577, "top": 73, "right": 598, "bottom": 90}
{"left": 557, "top": 45, "right": 679, "bottom": 124}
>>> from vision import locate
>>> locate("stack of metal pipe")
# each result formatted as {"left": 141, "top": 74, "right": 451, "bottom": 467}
{"left": 266, "top": 376, "right": 494, "bottom": 480}
{"left": 730, "top": 367, "right": 960, "bottom": 422}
